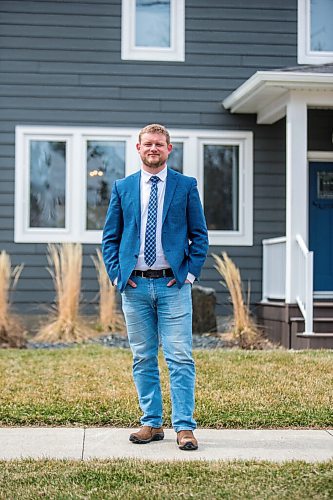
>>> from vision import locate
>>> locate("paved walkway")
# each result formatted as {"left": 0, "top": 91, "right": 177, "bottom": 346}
{"left": 0, "top": 428, "right": 333, "bottom": 462}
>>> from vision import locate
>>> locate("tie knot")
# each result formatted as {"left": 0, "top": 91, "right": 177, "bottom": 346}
{"left": 150, "top": 176, "right": 160, "bottom": 185}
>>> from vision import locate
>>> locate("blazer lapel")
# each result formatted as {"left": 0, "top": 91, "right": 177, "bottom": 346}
{"left": 162, "top": 168, "right": 179, "bottom": 224}
{"left": 127, "top": 171, "right": 141, "bottom": 230}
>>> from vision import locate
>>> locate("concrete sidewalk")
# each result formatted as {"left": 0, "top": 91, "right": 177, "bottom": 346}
{"left": 0, "top": 428, "right": 333, "bottom": 462}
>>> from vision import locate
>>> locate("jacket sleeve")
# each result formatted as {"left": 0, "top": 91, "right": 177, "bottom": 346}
{"left": 102, "top": 181, "right": 123, "bottom": 283}
{"left": 186, "top": 178, "right": 209, "bottom": 278}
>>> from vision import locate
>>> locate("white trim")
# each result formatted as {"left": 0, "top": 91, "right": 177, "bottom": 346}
{"left": 314, "top": 291, "right": 333, "bottom": 299}
{"left": 178, "top": 129, "right": 253, "bottom": 246}
{"left": 298, "top": 0, "right": 333, "bottom": 64}
{"left": 222, "top": 71, "right": 333, "bottom": 122}
{"left": 257, "top": 92, "right": 289, "bottom": 125}
{"left": 15, "top": 130, "right": 73, "bottom": 243}
{"left": 15, "top": 126, "right": 253, "bottom": 246}
{"left": 196, "top": 134, "right": 253, "bottom": 246}
{"left": 285, "top": 95, "right": 308, "bottom": 303}
{"left": 308, "top": 151, "right": 333, "bottom": 161}
{"left": 121, "top": 0, "right": 185, "bottom": 62}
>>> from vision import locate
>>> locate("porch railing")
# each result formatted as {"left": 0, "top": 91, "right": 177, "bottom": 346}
{"left": 262, "top": 236, "right": 286, "bottom": 301}
{"left": 295, "top": 234, "right": 314, "bottom": 335}
{"left": 262, "top": 234, "right": 314, "bottom": 335}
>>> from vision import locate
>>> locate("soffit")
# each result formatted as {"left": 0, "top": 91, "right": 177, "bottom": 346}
{"left": 223, "top": 70, "right": 333, "bottom": 120}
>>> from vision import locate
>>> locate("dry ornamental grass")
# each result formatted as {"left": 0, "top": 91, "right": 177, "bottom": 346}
{"left": 0, "top": 250, "right": 25, "bottom": 348}
{"left": 92, "top": 248, "right": 125, "bottom": 334}
{"left": 36, "top": 243, "right": 95, "bottom": 343}
{"left": 213, "top": 252, "right": 268, "bottom": 349}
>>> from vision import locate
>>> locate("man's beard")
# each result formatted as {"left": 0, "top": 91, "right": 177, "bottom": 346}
{"left": 142, "top": 156, "right": 165, "bottom": 169}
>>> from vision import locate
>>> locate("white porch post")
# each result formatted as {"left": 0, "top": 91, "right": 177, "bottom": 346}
{"left": 285, "top": 94, "right": 308, "bottom": 303}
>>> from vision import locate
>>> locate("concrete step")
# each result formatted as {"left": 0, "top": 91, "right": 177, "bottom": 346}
{"left": 291, "top": 317, "right": 333, "bottom": 334}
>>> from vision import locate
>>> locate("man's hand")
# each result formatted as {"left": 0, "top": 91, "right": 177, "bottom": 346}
{"left": 127, "top": 278, "right": 137, "bottom": 288}
{"left": 167, "top": 279, "right": 191, "bottom": 287}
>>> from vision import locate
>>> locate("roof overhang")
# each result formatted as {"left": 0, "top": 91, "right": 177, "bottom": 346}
{"left": 222, "top": 70, "right": 333, "bottom": 124}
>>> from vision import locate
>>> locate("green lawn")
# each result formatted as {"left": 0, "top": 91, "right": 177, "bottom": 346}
{"left": 0, "top": 459, "right": 332, "bottom": 499}
{"left": 0, "top": 346, "right": 332, "bottom": 428}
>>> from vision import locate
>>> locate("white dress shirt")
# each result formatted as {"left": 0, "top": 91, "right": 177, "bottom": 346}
{"left": 135, "top": 166, "right": 170, "bottom": 271}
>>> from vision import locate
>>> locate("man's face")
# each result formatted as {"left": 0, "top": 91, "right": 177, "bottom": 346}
{"left": 136, "top": 132, "right": 172, "bottom": 170}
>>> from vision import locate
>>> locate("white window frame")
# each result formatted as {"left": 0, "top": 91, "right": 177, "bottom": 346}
{"left": 121, "top": 0, "right": 185, "bottom": 62}
{"left": 298, "top": 0, "right": 333, "bottom": 64}
{"left": 185, "top": 130, "right": 253, "bottom": 246}
{"left": 15, "top": 126, "right": 139, "bottom": 243}
{"left": 15, "top": 126, "right": 253, "bottom": 246}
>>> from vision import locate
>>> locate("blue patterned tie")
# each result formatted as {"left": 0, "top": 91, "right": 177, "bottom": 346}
{"left": 144, "top": 176, "right": 160, "bottom": 267}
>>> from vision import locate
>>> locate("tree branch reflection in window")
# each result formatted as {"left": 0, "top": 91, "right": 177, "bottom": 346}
{"left": 310, "top": 0, "right": 333, "bottom": 52}
{"left": 30, "top": 141, "right": 66, "bottom": 228}
{"left": 204, "top": 145, "right": 239, "bottom": 231}
{"left": 168, "top": 142, "right": 183, "bottom": 173}
{"left": 136, "top": 0, "right": 170, "bottom": 48}
{"left": 86, "top": 141, "right": 125, "bottom": 230}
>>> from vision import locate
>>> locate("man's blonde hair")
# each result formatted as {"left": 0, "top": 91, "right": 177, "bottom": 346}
{"left": 138, "top": 124, "right": 170, "bottom": 144}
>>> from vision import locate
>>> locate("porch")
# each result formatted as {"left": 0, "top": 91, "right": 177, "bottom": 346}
{"left": 257, "top": 235, "right": 333, "bottom": 349}
{"left": 223, "top": 65, "right": 333, "bottom": 349}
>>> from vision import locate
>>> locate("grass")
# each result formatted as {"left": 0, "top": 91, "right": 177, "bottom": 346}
{"left": 0, "top": 346, "right": 332, "bottom": 427}
{"left": 0, "top": 459, "right": 332, "bottom": 499}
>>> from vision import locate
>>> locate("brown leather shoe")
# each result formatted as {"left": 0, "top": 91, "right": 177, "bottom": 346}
{"left": 129, "top": 426, "right": 164, "bottom": 444}
{"left": 177, "top": 430, "right": 198, "bottom": 451}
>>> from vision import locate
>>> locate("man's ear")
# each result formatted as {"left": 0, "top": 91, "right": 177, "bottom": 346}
{"left": 136, "top": 143, "right": 141, "bottom": 152}
{"left": 167, "top": 143, "right": 173, "bottom": 153}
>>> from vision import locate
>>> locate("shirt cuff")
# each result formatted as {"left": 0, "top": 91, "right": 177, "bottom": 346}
{"left": 186, "top": 273, "right": 195, "bottom": 284}
{"left": 113, "top": 277, "right": 118, "bottom": 286}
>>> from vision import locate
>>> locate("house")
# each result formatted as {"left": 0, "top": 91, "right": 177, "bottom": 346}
{"left": 1, "top": 0, "right": 332, "bottom": 348}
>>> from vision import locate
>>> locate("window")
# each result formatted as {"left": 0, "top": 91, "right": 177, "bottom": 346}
{"left": 121, "top": 0, "right": 185, "bottom": 61}
{"left": 15, "top": 127, "right": 137, "bottom": 243}
{"left": 86, "top": 140, "right": 126, "bottom": 230}
{"left": 298, "top": 0, "right": 333, "bottom": 64}
{"left": 196, "top": 133, "right": 253, "bottom": 246}
{"left": 168, "top": 142, "right": 183, "bottom": 173}
{"left": 203, "top": 144, "right": 239, "bottom": 232}
{"left": 15, "top": 127, "right": 253, "bottom": 246}
{"left": 29, "top": 140, "right": 67, "bottom": 229}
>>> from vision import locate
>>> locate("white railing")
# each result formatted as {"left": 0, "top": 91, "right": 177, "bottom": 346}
{"left": 295, "top": 234, "right": 314, "bottom": 335}
{"left": 262, "top": 236, "right": 286, "bottom": 301}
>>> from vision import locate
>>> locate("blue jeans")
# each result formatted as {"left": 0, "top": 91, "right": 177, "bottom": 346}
{"left": 121, "top": 276, "right": 196, "bottom": 432}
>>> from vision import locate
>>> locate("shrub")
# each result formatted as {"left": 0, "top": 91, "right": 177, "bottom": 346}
{"left": 92, "top": 248, "right": 125, "bottom": 334}
{"left": 36, "top": 243, "right": 94, "bottom": 343}
{"left": 0, "top": 250, "right": 25, "bottom": 348}
{"left": 213, "top": 252, "right": 268, "bottom": 349}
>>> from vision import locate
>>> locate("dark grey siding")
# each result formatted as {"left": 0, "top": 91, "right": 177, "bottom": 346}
{"left": 0, "top": 0, "right": 295, "bottom": 315}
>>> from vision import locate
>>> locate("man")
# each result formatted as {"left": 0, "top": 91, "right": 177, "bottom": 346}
{"left": 102, "top": 124, "right": 208, "bottom": 451}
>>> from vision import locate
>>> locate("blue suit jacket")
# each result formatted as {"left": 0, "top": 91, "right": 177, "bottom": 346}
{"left": 102, "top": 168, "right": 209, "bottom": 293}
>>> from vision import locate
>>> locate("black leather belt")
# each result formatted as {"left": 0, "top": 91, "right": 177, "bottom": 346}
{"left": 132, "top": 268, "right": 174, "bottom": 278}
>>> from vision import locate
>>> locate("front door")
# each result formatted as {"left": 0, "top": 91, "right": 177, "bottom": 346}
{"left": 309, "top": 162, "right": 333, "bottom": 292}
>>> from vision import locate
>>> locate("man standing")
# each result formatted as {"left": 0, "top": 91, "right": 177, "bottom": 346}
{"left": 102, "top": 124, "right": 208, "bottom": 451}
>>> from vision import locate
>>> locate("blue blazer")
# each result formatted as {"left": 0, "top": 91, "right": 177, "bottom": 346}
{"left": 102, "top": 168, "right": 209, "bottom": 293}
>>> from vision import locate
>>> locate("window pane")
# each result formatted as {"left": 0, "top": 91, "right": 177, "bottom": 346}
{"left": 168, "top": 142, "right": 183, "bottom": 173}
{"left": 30, "top": 140, "right": 66, "bottom": 228}
{"left": 136, "top": 0, "right": 170, "bottom": 47}
{"left": 311, "top": 0, "right": 333, "bottom": 51}
{"left": 86, "top": 141, "right": 125, "bottom": 230}
{"left": 204, "top": 145, "right": 239, "bottom": 231}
